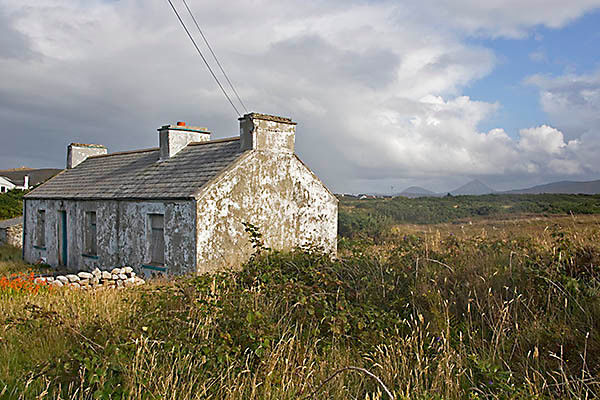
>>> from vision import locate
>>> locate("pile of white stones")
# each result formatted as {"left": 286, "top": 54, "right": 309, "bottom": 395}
{"left": 34, "top": 267, "right": 145, "bottom": 289}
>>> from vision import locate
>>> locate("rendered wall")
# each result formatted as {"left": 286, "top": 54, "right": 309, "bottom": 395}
{"left": 195, "top": 151, "right": 338, "bottom": 274}
{"left": 23, "top": 199, "right": 196, "bottom": 274}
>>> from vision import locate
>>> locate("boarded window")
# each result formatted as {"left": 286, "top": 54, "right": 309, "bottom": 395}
{"left": 84, "top": 211, "right": 97, "bottom": 255}
{"left": 37, "top": 210, "right": 46, "bottom": 247}
{"left": 149, "top": 214, "right": 165, "bottom": 265}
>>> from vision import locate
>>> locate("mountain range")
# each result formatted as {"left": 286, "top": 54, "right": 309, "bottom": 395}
{"left": 397, "top": 178, "right": 600, "bottom": 198}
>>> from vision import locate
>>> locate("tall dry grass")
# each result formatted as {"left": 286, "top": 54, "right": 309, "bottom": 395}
{"left": 1, "top": 215, "right": 599, "bottom": 399}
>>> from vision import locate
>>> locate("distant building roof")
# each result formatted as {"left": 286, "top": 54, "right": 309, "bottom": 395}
{"left": 0, "top": 168, "right": 62, "bottom": 186}
{"left": 25, "top": 138, "right": 246, "bottom": 200}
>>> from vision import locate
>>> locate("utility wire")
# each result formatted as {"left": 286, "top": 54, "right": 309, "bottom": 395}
{"left": 166, "top": 0, "right": 241, "bottom": 117}
{"left": 181, "top": 0, "right": 249, "bottom": 114}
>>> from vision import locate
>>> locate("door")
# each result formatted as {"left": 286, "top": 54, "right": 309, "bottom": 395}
{"left": 58, "top": 211, "right": 67, "bottom": 266}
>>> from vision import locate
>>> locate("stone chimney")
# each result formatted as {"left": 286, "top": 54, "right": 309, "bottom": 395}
{"left": 159, "top": 121, "right": 210, "bottom": 161}
{"left": 67, "top": 143, "right": 108, "bottom": 169}
{"left": 23, "top": 175, "right": 29, "bottom": 189}
{"left": 239, "top": 113, "right": 296, "bottom": 153}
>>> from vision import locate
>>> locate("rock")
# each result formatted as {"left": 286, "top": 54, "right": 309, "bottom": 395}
{"left": 129, "top": 272, "right": 136, "bottom": 278}
{"left": 70, "top": 282, "right": 81, "bottom": 288}
{"left": 56, "top": 276, "right": 69, "bottom": 284}
{"left": 124, "top": 277, "right": 135, "bottom": 287}
{"left": 92, "top": 268, "right": 101, "bottom": 276}
{"left": 46, "top": 276, "right": 54, "bottom": 282}
{"left": 52, "top": 280, "right": 64, "bottom": 288}
{"left": 79, "top": 279, "right": 90, "bottom": 286}
{"left": 112, "top": 274, "right": 119, "bottom": 280}
{"left": 91, "top": 277, "right": 100, "bottom": 285}
{"left": 122, "top": 267, "right": 133, "bottom": 274}
{"left": 34, "top": 277, "right": 46, "bottom": 284}
{"left": 66, "top": 274, "right": 80, "bottom": 283}
{"left": 102, "top": 271, "right": 112, "bottom": 280}
{"left": 116, "top": 280, "right": 123, "bottom": 287}
{"left": 134, "top": 277, "right": 145, "bottom": 286}
{"left": 78, "top": 272, "right": 93, "bottom": 279}
{"left": 118, "top": 273, "right": 127, "bottom": 280}
{"left": 111, "top": 268, "right": 121, "bottom": 275}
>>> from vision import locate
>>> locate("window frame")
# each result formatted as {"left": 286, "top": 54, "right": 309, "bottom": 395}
{"left": 83, "top": 211, "right": 97, "bottom": 256}
{"left": 36, "top": 210, "right": 46, "bottom": 249}
{"left": 148, "top": 213, "right": 165, "bottom": 266}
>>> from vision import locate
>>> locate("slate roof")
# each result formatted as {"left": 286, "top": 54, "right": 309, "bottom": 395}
{"left": 25, "top": 138, "right": 247, "bottom": 200}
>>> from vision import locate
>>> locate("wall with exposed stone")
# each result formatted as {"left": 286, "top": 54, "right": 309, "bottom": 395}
{"left": 23, "top": 199, "right": 196, "bottom": 275}
{"left": 0, "top": 222, "right": 23, "bottom": 248}
{"left": 195, "top": 150, "right": 338, "bottom": 274}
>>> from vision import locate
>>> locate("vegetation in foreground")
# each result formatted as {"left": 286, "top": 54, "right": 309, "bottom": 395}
{"left": 1, "top": 210, "right": 600, "bottom": 399}
{"left": 0, "top": 190, "right": 26, "bottom": 220}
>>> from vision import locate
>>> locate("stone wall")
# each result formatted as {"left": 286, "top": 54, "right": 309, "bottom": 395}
{"left": 0, "top": 223, "right": 23, "bottom": 248}
{"left": 35, "top": 266, "right": 145, "bottom": 289}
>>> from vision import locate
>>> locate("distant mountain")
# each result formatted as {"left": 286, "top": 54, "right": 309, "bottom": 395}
{"left": 504, "top": 179, "right": 600, "bottom": 195}
{"left": 450, "top": 180, "right": 495, "bottom": 196}
{"left": 397, "top": 186, "right": 441, "bottom": 198}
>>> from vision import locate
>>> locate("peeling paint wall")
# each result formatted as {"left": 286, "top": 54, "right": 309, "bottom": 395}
{"left": 23, "top": 199, "right": 196, "bottom": 274}
{"left": 195, "top": 150, "right": 338, "bottom": 274}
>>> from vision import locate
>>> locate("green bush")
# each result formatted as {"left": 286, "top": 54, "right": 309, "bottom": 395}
{"left": 0, "top": 190, "right": 26, "bottom": 220}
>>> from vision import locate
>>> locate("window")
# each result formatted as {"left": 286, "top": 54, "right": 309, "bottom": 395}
{"left": 149, "top": 214, "right": 165, "bottom": 265}
{"left": 36, "top": 210, "right": 46, "bottom": 248}
{"left": 84, "top": 211, "right": 97, "bottom": 255}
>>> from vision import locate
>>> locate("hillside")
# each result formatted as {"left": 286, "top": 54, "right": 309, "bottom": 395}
{"left": 450, "top": 179, "right": 495, "bottom": 195}
{"left": 505, "top": 179, "right": 600, "bottom": 194}
{"left": 398, "top": 186, "right": 439, "bottom": 198}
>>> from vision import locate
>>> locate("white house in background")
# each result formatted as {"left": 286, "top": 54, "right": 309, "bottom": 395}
{"left": 0, "top": 175, "right": 31, "bottom": 193}
{"left": 0, "top": 176, "right": 16, "bottom": 193}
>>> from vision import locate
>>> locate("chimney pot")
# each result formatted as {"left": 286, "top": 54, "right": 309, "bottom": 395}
{"left": 177, "top": 121, "right": 186, "bottom": 127}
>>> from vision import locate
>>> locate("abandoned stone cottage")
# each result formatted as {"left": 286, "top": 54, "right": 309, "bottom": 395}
{"left": 23, "top": 113, "right": 338, "bottom": 275}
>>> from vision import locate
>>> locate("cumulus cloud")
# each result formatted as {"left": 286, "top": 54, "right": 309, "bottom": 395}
{"left": 0, "top": 0, "right": 599, "bottom": 193}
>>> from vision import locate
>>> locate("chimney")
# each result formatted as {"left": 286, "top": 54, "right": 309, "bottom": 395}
{"left": 239, "top": 113, "right": 296, "bottom": 153}
{"left": 159, "top": 122, "right": 210, "bottom": 161}
{"left": 23, "top": 175, "right": 29, "bottom": 189}
{"left": 67, "top": 143, "right": 108, "bottom": 169}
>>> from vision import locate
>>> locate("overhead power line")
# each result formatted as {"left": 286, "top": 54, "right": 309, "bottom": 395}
{"left": 166, "top": 0, "right": 241, "bottom": 117}
{"left": 181, "top": 0, "right": 249, "bottom": 114}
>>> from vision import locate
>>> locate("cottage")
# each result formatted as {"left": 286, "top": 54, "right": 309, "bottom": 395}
{"left": 0, "top": 177, "right": 15, "bottom": 193}
{"left": 23, "top": 113, "right": 338, "bottom": 275}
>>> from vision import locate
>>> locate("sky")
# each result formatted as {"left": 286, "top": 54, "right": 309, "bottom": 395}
{"left": 0, "top": 0, "right": 599, "bottom": 194}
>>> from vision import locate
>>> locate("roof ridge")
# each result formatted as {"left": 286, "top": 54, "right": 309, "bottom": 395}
{"left": 88, "top": 147, "right": 159, "bottom": 159}
{"left": 188, "top": 137, "right": 240, "bottom": 146}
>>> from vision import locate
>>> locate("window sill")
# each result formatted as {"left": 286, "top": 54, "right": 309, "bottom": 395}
{"left": 33, "top": 245, "right": 46, "bottom": 250}
{"left": 142, "top": 264, "right": 167, "bottom": 272}
{"left": 82, "top": 254, "right": 99, "bottom": 260}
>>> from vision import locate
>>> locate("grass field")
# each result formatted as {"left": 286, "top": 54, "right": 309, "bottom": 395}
{"left": 1, "top": 195, "right": 600, "bottom": 399}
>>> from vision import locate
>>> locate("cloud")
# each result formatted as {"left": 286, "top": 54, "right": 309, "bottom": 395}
{"left": 0, "top": 0, "right": 599, "bottom": 193}
{"left": 526, "top": 70, "right": 600, "bottom": 138}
